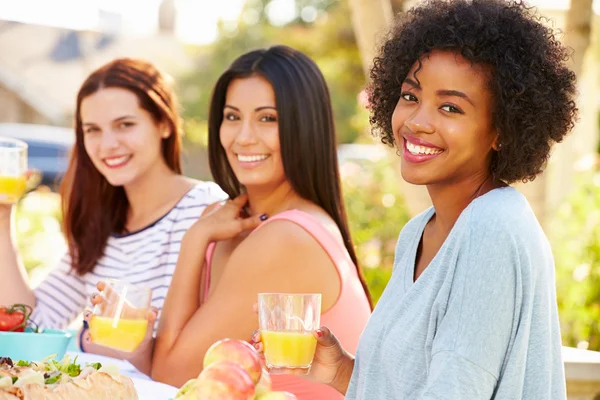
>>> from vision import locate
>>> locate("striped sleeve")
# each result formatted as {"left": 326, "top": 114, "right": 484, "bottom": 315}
{"left": 30, "top": 254, "right": 87, "bottom": 329}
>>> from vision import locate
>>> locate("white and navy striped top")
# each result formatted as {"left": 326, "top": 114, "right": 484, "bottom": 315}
{"left": 30, "top": 181, "right": 227, "bottom": 329}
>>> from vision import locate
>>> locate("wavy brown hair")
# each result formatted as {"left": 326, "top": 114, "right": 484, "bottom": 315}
{"left": 61, "top": 58, "right": 183, "bottom": 275}
{"left": 208, "top": 46, "right": 373, "bottom": 308}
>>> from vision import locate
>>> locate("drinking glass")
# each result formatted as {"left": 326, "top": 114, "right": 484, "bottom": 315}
{"left": 89, "top": 280, "right": 152, "bottom": 352}
{"left": 258, "top": 293, "right": 321, "bottom": 374}
{"left": 0, "top": 137, "right": 27, "bottom": 205}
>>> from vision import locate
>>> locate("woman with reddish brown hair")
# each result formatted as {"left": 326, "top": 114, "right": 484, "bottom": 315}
{"left": 0, "top": 58, "right": 226, "bottom": 357}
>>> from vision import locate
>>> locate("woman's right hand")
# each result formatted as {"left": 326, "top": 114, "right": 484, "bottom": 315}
{"left": 251, "top": 326, "right": 354, "bottom": 392}
{"left": 81, "top": 282, "right": 157, "bottom": 375}
{"left": 186, "top": 194, "right": 266, "bottom": 243}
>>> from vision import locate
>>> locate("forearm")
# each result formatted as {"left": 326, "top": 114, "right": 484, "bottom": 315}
{"left": 155, "top": 233, "right": 210, "bottom": 354}
{"left": 0, "top": 210, "right": 35, "bottom": 307}
{"left": 331, "top": 353, "right": 355, "bottom": 395}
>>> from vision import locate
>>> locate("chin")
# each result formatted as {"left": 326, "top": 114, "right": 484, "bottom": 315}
{"left": 102, "top": 173, "right": 137, "bottom": 188}
{"left": 400, "top": 165, "right": 431, "bottom": 186}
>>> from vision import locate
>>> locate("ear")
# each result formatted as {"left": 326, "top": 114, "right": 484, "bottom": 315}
{"left": 159, "top": 122, "right": 171, "bottom": 139}
{"left": 491, "top": 132, "right": 501, "bottom": 151}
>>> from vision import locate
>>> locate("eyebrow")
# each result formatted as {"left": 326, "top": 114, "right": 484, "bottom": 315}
{"left": 82, "top": 115, "right": 136, "bottom": 126}
{"left": 402, "top": 78, "right": 474, "bottom": 106}
{"left": 224, "top": 105, "right": 277, "bottom": 112}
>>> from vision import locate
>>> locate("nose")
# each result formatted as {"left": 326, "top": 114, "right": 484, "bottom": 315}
{"left": 234, "top": 120, "right": 259, "bottom": 146}
{"left": 100, "top": 129, "right": 119, "bottom": 150}
{"left": 403, "top": 107, "right": 435, "bottom": 135}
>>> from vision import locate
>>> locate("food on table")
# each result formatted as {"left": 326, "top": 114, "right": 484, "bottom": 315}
{"left": 0, "top": 305, "right": 35, "bottom": 333}
{"left": 0, "top": 354, "right": 138, "bottom": 400}
{"left": 203, "top": 338, "right": 262, "bottom": 384}
{"left": 174, "top": 338, "right": 298, "bottom": 400}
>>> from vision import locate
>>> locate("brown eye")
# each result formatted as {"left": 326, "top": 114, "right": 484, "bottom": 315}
{"left": 401, "top": 93, "right": 418, "bottom": 102}
{"left": 440, "top": 104, "right": 463, "bottom": 114}
{"left": 260, "top": 115, "right": 277, "bottom": 122}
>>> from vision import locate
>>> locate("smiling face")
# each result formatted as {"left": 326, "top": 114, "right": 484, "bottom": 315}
{"left": 81, "top": 87, "right": 170, "bottom": 188}
{"left": 219, "top": 75, "right": 286, "bottom": 191}
{"left": 392, "top": 50, "right": 498, "bottom": 187}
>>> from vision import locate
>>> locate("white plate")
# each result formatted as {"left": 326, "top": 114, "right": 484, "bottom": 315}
{"left": 132, "top": 377, "right": 178, "bottom": 399}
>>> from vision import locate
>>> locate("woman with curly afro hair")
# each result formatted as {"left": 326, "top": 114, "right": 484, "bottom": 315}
{"left": 255, "top": 0, "right": 578, "bottom": 398}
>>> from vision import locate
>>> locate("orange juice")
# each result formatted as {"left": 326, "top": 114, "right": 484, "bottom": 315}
{"left": 261, "top": 330, "right": 317, "bottom": 368}
{"left": 89, "top": 316, "right": 148, "bottom": 352}
{"left": 0, "top": 175, "right": 26, "bottom": 204}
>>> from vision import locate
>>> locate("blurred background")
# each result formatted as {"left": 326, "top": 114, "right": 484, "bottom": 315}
{"left": 0, "top": 0, "right": 598, "bottom": 361}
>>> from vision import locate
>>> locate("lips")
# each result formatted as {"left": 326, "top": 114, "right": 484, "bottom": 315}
{"left": 401, "top": 136, "right": 444, "bottom": 163}
{"left": 102, "top": 155, "right": 131, "bottom": 168}
{"left": 237, "top": 154, "right": 270, "bottom": 163}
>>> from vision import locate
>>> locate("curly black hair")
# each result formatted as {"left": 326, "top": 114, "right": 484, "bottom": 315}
{"left": 368, "top": 0, "right": 578, "bottom": 183}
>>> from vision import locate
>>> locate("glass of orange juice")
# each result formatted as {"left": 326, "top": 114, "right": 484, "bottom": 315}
{"left": 258, "top": 293, "right": 322, "bottom": 374}
{"left": 89, "top": 279, "right": 152, "bottom": 352}
{"left": 0, "top": 137, "right": 27, "bottom": 205}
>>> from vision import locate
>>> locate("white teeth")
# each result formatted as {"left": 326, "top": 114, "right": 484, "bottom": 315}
{"left": 406, "top": 141, "right": 442, "bottom": 155}
{"left": 104, "top": 155, "right": 130, "bottom": 166}
{"left": 237, "top": 154, "right": 269, "bottom": 162}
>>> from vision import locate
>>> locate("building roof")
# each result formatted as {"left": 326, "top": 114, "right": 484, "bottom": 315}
{"left": 0, "top": 20, "right": 194, "bottom": 125}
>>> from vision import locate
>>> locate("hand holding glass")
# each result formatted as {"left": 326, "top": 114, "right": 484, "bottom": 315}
{"left": 258, "top": 293, "right": 321, "bottom": 374}
{"left": 0, "top": 137, "right": 27, "bottom": 205}
{"left": 89, "top": 280, "right": 152, "bottom": 352}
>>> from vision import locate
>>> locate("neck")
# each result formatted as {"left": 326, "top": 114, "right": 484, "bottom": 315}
{"left": 426, "top": 171, "right": 499, "bottom": 235}
{"left": 245, "top": 182, "right": 300, "bottom": 217}
{"left": 123, "top": 162, "right": 179, "bottom": 221}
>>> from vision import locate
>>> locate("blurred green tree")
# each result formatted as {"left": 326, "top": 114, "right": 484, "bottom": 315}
{"left": 178, "top": 0, "right": 367, "bottom": 147}
{"left": 552, "top": 168, "right": 600, "bottom": 350}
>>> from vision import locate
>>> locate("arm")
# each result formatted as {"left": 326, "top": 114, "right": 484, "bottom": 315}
{"left": 419, "top": 222, "right": 521, "bottom": 399}
{"left": 0, "top": 206, "right": 35, "bottom": 307}
{"left": 153, "top": 220, "right": 342, "bottom": 387}
{"left": 29, "top": 253, "right": 88, "bottom": 329}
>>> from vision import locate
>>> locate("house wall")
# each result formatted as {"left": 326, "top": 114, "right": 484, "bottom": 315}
{"left": 0, "top": 83, "right": 52, "bottom": 125}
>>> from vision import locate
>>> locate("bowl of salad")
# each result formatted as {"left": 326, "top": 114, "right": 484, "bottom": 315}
{"left": 0, "top": 304, "right": 72, "bottom": 361}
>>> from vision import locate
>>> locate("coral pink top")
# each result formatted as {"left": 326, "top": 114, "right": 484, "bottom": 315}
{"left": 203, "top": 210, "right": 371, "bottom": 400}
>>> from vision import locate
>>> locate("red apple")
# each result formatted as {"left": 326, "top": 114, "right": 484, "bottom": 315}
{"left": 203, "top": 338, "right": 262, "bottom": 384}
{"left": 195, "top": 362, "right": 255, "bottom": 400}
{"left": 255, "top": 391, "right": 298, "bottom": 400}
{"left": 254, "top": 369, "right": 272, "bottom": 396}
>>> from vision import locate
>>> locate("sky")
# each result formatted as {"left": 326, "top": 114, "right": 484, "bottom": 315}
{"left": 0, "top": 0, "right": 598, "bottom": 45}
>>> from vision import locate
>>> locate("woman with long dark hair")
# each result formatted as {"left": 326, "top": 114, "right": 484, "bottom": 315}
{"left": 95, "top": 46, "right": 372, "bottom": 398}
{"left": 0, "top": 58, "right": 226, "bottom": 355}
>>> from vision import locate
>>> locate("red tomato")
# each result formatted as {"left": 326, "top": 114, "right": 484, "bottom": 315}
{"left": 0, "top": 304, "right": 32, "bottom": 332}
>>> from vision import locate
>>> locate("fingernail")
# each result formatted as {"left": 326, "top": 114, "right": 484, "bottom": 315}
{"left": 316, "top": 329, "right": 323, "bottom": 338}
{"left": 254, "top": 343, "right": 260, "bottom": 350}
{"left": 259, "top": 214, "right": 268, "bottom": 221}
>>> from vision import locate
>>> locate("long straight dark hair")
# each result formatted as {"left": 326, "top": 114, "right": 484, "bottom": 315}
{"left": 208, "top": 45, "right": 373, "bottom": 308}
{"left": 61, "top": 58, "right": 183, "bottom": 275}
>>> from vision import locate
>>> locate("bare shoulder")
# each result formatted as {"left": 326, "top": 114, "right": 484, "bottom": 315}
{"left": 228, "top": 214, "right": 334, "bottom": 274}
{"left": 242, "top": 218, "right": 322, "bottom": 255}
{"left": 221, "top": 209, "right": 342, "bottom": 306}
